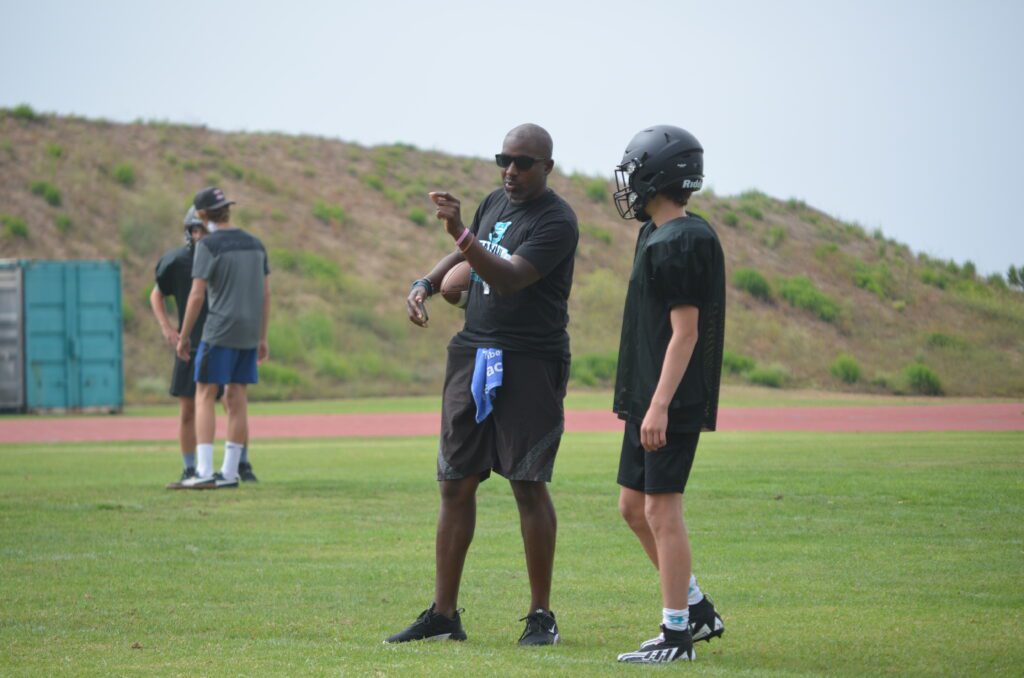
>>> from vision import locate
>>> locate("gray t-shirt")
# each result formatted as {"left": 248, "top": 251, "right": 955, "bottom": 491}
{"left": 192, "top": 228, "right": 270, "bottom": 348}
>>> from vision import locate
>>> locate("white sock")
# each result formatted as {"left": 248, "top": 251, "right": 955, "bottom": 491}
{"left": 663, "top": 607, "right": 689, "bottom": 632}
{"left": 688, "top": 574, "right": 704, "bottom": 606}
{"left": 221, "top": 441, "right": 243, "bottom": 480}
{"left": 196, "top": 443, "right": 214, "bottom": 478}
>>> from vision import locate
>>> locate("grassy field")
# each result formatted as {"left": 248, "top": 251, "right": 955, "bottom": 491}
{"left": 5, "top": 384, "right": 1009, "bottom": 419}
{"left": 1, "top": 430, "right": 1022, "bottom": 676}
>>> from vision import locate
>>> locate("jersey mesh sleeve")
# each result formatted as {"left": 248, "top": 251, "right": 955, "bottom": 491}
{"left": 650, "top": 238, "right": 705, "bottom": 309}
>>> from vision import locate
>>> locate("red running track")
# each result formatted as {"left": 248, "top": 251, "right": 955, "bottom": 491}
{"left": 1, "top": 403, "right": 1021, "bottom": 444}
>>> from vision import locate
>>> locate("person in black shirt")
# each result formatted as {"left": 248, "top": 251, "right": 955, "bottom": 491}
{"left": 149, "top": 206, "right": 257, "bottom": 488}
{"left": 609, "top": 126, "right": 726, "bottom": 664}
{"left": 387, "top": 124, "right": 578, "bottom": 647}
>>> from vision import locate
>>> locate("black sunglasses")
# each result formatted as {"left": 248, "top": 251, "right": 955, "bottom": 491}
{"left": 495, "top": 153, "right": 549, "bottom": 170}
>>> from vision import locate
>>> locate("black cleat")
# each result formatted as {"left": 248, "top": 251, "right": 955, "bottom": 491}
{"left": 166, "top": 467, "right": 197, "bottom": 490}
{"left": 518, "top": 609, "right": 560, "bottom": 646}
{"left": 238, "top": 462, "right": 258, "bottom": 482}
{"left": 384, "top": 604, "right": 467, "bottom": 643}
{"left": 689, "top": 595, "right": 725, "bottom": 643}
{"left": 618, "top": 625, "right": 695, "bottom": 663}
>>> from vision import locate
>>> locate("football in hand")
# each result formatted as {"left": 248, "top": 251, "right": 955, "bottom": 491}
{"left": 440, "top": 261, "right": 471, "bottom": 308}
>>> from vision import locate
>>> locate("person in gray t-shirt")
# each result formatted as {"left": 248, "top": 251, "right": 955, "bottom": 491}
{"left": 176, "top": 186, "right": 271, "bottom": 489}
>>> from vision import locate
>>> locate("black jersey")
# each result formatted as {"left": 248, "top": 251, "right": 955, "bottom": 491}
{"left": 154, "top": 245, "right": 210, "bottom": 347}
{"left": 450, "top": 188, "right": 579, "bottom": 361}
{"left": 613, "top": 214, "right": 726, "bottom": 432}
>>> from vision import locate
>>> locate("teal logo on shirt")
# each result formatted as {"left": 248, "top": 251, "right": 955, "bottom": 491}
{"left": 490, "top": 221, "right": 511, "bottom": 244}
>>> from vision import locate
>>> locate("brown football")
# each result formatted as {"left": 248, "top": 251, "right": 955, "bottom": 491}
{"left": 440, "top": 261, "right": 472, "bottom": 308}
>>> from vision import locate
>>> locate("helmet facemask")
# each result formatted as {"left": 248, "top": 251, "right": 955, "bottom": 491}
{"left": 613, "top": 155, "right": 653, "bottom": 220}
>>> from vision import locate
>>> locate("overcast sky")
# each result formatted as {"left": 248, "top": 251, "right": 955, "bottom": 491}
{"left": 2, "top": 0, "right": 1021, "bottom": 275}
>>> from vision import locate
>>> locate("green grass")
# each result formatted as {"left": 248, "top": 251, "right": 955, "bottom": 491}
{"left": 1, "top": 431, "right": 1021, "bottom": 676}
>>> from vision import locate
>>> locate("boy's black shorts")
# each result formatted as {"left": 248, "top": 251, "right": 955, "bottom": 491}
{"left": 438, "top": 347, "right": 568, "bottom": 483}
{"left": 617, "top": 422, "right": 699, "bottom": 494}
{"left": 169, "top": 351, "right": 224, "bottom": 400}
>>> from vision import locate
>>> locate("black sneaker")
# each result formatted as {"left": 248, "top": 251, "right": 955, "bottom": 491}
{"left": 618, "top": 625, "right": 695, "bottom": 663}
{"left": 166, "top": 467, "right": 197, "bottom": 490}
{"left": 238, "top": 462, "right": 258, "bottom": 482}
{"left": 384, "top": 604, "right": 467, "bottom": 643}
{"left": 518, "top": 609, "right": 559, "bottom": 646}
{"left": 689, "top": 595, "right": 725, "bottom": 642}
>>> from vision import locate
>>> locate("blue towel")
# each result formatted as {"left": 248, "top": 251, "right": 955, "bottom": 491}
{"left": 471, "top": 348, "right": 503, "bottom": 423}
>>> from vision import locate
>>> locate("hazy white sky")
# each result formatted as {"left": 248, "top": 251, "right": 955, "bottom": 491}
{"left": 2, "top": 0, "right": 1021, "bottom": 274}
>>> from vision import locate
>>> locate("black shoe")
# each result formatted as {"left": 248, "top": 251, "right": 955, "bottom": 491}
{"left": 689, "top": 595, "right": 725, "bottom": 642}
{"left": 166, "top": 467, "right": 197, "bottom": 490}
{"left": 384, "top": 604, "right": 467, "bottom": 643}
{"left": 238, "top": 462, "right": 258, "bottom": 482}
{"left": 518, "top": 609, "right": 559, "bottom": 646}
{"left": 618, "top": 625, "right": 695, "bottom": 663}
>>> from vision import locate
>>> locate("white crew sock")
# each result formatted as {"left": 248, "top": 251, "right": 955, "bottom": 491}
{"left": 663, "top": 607, "right": 689, "bottom": 632}
{"left": 196, "top": 443, "right": 215, "bottom": 478}
{"left": 688, "top": 574, "right": 704, "bottom": 606}
{"left": 221, "top": 441, "right": 243, "bottom": 480}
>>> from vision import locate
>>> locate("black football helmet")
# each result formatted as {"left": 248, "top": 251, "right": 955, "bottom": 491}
{"left": 613, "top": 125, "right": 704, "bottom": 221}
{"left": 183, "top": 205, "right": 204, "bottom": 247}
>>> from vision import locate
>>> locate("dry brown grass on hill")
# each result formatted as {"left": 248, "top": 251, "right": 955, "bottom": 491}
{"left": 2, "top": 109, "right": 1022, "bottom": 401}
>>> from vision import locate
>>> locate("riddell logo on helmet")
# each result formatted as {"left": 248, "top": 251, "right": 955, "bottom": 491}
{"left": 681, "top": 179, "right": 702, "bottom": 189}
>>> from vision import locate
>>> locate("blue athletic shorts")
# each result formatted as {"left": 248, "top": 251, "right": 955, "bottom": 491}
{"left": 194, "top": 342, "right": 258, "bottom": 385}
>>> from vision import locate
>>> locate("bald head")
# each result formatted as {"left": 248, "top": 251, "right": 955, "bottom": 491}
{"left": 504, "top": 123, "right": 553, "bottom": 159}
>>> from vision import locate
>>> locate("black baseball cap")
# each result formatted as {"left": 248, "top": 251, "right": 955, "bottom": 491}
{"left": 193, "top": 186, "right": 236, "bottom": 211}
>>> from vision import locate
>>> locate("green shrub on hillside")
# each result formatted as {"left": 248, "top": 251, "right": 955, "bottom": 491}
{"left": 113, "top": 163, "right": 136, "bottom": 188}
{"left": 260, "top": 362, "right": 303, "bottom": 387}
{"left": 10, "top": 104, "right": 40, "bottom": 121}
{"left": 830, "top": 353, "right": 861, "bottom": 384}
{"left": 722, "top": 211, "right": 739, "bottom": 227}
{"left": 363, "top": 174, "right": 384, "bottom": 191}
{"left": 853, "top": 261, "right": 897, "bottom": 300}
{"left": 740, "top": 204, "right": 763, "bottom": 220}
{"left": 748, "top": 364, "right": 788, "bottom": 388}
{"left": 271, "top": 248, "right": 345, "bottom": 289}
{"left": 312, "top": 201, "right": 346, "bottom": 225}
{"left": 1, "top": 214, "right": 29, "bottom": 239}
{"left": 903, "top": 363, "right": 942, "bottom": 395}
{"left": 786, "top": 198, "right": 807, "bottom": 210}
{"left": 267, "top": 321, "right": 304, "bottom": 363}
{"left": 30, "top": 180, "right": 62, "bottom": 206}
{"left": 778, "top": 276, "right": 841, "bottom": 322}
{"left": 121, "top": 300, "right": 135, "bottom": 327}
{"left": 219, "top": 160, "right": 245, "bottom": 180}
{"left": 46, "top": 143, "right": 63, "bottom": 158}
{"left": 815, "top": 243, "right": 839, "bottom": 259}
{"left": 1008, "top": 265, "right": 1024, "bottom": 291}
{"left": 54, "top": 214, "right": 72, "bottom": 234}
{"left": 733, "top": 268, "right": 772, "bottom": 301}
{"left": 584, "top": 178, "right": 607, "bottom": 203}
{"left": 315, "top": 351, "right": 354, "bottom": 382}
{"left": 764, "top": 225, "right": 786, "bottom": 249}
{"left": 298, "top": 311, "right": 334, "bottom": 349}
{"left": 926, "top": 332, "right": 968, "bottom": 350}
{"left": 919, "top": 266, "right": 951, "bottom": 289}
{"left": 580, "top": 222, "right": 612, "bottom": 245}
{"left": 408, "top": 207, "right": 428, "bottom": 226}
{"left": 570, "top": 352, "right": 617, "bottom": 387}
{"left": 723, "top": 350, "right": 756, "bottom": 375}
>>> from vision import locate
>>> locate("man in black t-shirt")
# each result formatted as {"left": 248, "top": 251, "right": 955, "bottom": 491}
{"left": 609, "top": 126, "right": 726, "bottom": 664}
{"left": 386, "top": 124, "right": 578, "bottom": 647}
{"left": 149, "top": 206, "right": 257, "bottom": 489}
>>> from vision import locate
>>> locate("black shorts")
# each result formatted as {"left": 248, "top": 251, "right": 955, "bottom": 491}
{"left": 617, "top": 422, "right": 699, "bottom": 494}
{"left": 438, "top": 347, "right": 568, "bottom": 483}
{"left": 169, "top": 351, "right": 224, "bottom": 400}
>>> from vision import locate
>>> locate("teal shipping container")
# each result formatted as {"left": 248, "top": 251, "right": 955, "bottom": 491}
{"left": 2, "top": 260, "right": 123, "bottom": 413}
